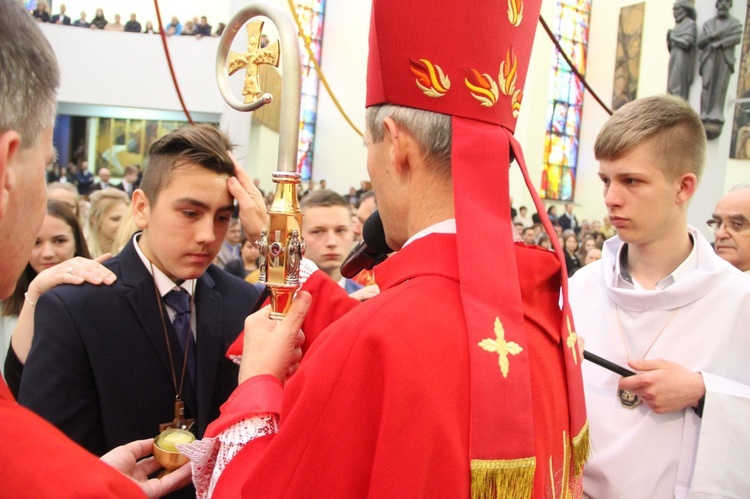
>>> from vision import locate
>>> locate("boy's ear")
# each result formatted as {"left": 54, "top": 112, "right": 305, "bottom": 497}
{"left": 675, "top": 173, "right": 697, "bottom": 205}
{"left": 131, "top": 189, "right": 150, "bottom": 229}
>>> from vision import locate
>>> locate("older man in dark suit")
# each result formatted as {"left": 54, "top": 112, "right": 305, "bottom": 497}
{"left": 558, "top": 202, "right": 580, "bottom": 235}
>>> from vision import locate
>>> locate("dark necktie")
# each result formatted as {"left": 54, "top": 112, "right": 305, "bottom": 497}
{"left": 162, "top": 289, "right": 196, "bottom": 392}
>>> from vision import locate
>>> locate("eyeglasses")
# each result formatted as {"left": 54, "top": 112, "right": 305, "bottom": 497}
{"left": 706, "top": 217, "right": 750, "bottom": 233}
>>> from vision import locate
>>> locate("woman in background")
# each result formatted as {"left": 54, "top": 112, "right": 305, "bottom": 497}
{"left": 112, "top": 207, "right": 138, "bottom": 255}
{"left": 536, "top": 233, "right": 552, "bottom": 251}
{"left": 224, "top": 235, "right": 261, "bottom": 283}
{"left": 576, "top": 234, "right": 596, "bottom": 263}
{"left": 90, "top": 8, "right": 108, "bottom": 29}
{"left": 2, "top": 201, "right": 115, "bottom": 396}
{"left": 32, "top": 0, "right": 50, "bottom": 22}
{"left": 562, "top": 229, "right": 581, "bottom": 277}
{"left": 87, "top": 188, "right": 129, "bottom": 258}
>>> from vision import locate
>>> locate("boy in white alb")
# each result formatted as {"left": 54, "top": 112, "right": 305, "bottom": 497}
{"left": 569, "top": 95, "right": 750, "bottom": 498}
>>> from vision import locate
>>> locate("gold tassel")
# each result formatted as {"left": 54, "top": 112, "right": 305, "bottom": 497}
{"left": 571, "top": 420, "right": 590, "bottom": 478}
{"left": 471, "top": 458, "right": 536, "bottom": 499}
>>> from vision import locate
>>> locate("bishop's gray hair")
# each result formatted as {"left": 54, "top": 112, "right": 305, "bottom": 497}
{"left": 0, "top": 1, "right": 60, "bottom": 148}
{"left": 366, "top": 104, "right": 452, "bottom": 180}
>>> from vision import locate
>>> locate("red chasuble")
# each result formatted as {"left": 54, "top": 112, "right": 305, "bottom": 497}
{"left": 210, "top": 233, "right": 575, "bottom": 497}
{"left": 0, "top": 377, "right": 145, "bottom": 498}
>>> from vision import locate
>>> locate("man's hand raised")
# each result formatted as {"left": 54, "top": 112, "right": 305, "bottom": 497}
{"left": 226, "top": 151, "right": 267, "bottom": 244}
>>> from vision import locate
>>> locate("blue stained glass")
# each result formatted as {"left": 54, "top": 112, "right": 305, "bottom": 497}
{"left": 296, "top": 0, "right": 326, "bottom": 180}
{"left": 562, "top": 136, "right": 578, "bottom": 167}
{"left": 545, "top": 101, "right": 555, "bottom": 128}
{"left": 543, "top": 0, "right": 591, "bottom": 201}
{"left": 555, "top": 71, "right": 573, "bottom": 100}
{"left": 559, "top": 167, "right": 575, "bottom": 201}
{"left": 566, "top": 105, "right": 581, "bottom": 136}
{"left": 302, "top": 72, "right": 320, "bottom": 94}
{"left": 554, "top": 53, "right": 569, "bottom": 71}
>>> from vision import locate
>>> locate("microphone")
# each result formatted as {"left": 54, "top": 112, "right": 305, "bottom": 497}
{"left": 341, "top": 210, "right": 392, "bottom": 278}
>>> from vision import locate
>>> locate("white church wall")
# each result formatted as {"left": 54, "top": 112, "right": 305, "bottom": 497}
{"left": 41, "top": 22, "right": 225, "bottom": 114}
{"left": 309, "top": 0, "right": 369, "bottom": 195}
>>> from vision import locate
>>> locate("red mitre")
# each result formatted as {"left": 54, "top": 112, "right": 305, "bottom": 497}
{"left": 367, "top": 0, "right": 588, "bottom": 496}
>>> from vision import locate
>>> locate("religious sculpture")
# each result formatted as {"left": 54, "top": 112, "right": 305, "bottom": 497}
{"left": 667, "top": 0, "right": 697, "bottom": 100}
{"left": 286, "top": 229, "right": 302, "bottom": 285}
{"left": 257, "top": 228, "right": 268, "bottom": 283}
{"left": 698, "top": 0, "right": 743, "bottom": 139}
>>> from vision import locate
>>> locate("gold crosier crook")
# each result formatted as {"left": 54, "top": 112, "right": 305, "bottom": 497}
{"left": 216, "top": 2, "right": 304, "bottom": 319}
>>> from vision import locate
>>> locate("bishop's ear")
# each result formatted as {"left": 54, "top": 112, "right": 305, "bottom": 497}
{"left": 0, "top": 130, "right": 21, "bottom": 220}
{"left": 382, "top": 117, "right": 414, "bottom": 174}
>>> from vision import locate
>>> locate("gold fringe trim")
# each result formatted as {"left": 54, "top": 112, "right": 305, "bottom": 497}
{"left": 571, "top": 420, "right": 590, "bottom": 478}
{"left": 471, "top": 458, "right": 536, "bottom": 499}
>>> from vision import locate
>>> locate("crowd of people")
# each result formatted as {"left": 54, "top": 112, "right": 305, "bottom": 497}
{"left": 29, "top": 1, "right": 226, "bottom": 37}
{"left": 2, "top": 0, "right": 750, "bottom": 497}
{"left": 511, "top": 201, "right": 613, "bottom": 277}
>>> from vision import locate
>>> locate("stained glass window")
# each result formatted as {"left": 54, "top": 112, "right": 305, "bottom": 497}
{"left": 541, "top": 0, "right": 591, "bottom": 202}
{"left": 295, "top": 0, "right": 326, "bottom": 181}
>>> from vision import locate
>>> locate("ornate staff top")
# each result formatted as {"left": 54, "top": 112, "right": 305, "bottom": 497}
{"left": 216, "top": 1, "right": 305, "bottom": 318}
{"left": 216, "top": 1, "right": 301, "bottom": 174}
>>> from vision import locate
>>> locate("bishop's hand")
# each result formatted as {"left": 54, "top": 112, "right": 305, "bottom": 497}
{"left": 239, "top": 291, "right": 310, "bottom": 384}
{"left": 227, "top": 151, "right": 267, "bottom": 244}
{"left": 618, "top": 359, "right": 705, "bottom": 415}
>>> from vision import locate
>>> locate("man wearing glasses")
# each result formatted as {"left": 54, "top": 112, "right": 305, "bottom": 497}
{"left": 709, "top": 185, "right": 750, "bottom": 273}
{"left": 568, "top": 95, "right": 750, "bottom": 497}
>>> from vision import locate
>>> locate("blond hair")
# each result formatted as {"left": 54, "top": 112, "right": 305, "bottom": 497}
{"left": 112, "top": 207, "right": 138, "bottom": 255}
{"left": 87, "top": 188, "right": 129, "bottom": 257}
{"left": 594, "top": 95, "right": 706, "bottom": 181}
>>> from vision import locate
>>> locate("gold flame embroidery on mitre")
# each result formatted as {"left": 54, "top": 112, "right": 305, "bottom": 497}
{"left": 512, "top": 89, "right": 523, "bottom": 117}
{"left": 498, "top": 48, "right": 518, "bottom": 96}
{"left": 410, "top": 58, "right": 451, "bottom": 98}
{"left": 465, "top": 69, "right": 499, "bottom": 107}
{"left": 508, "top": 0, "right": 524, "bottom": 27}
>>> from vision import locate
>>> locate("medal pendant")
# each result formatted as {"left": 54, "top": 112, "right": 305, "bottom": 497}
{"left": 159, "top": 399, "right": 195, "bottom": 432}
{"left": 617, "top": 389, "right": 641, "bottom": 408}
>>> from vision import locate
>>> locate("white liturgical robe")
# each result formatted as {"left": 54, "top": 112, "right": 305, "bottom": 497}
{"left": 570, "top": 227, "right": 750, "bottom": 498}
